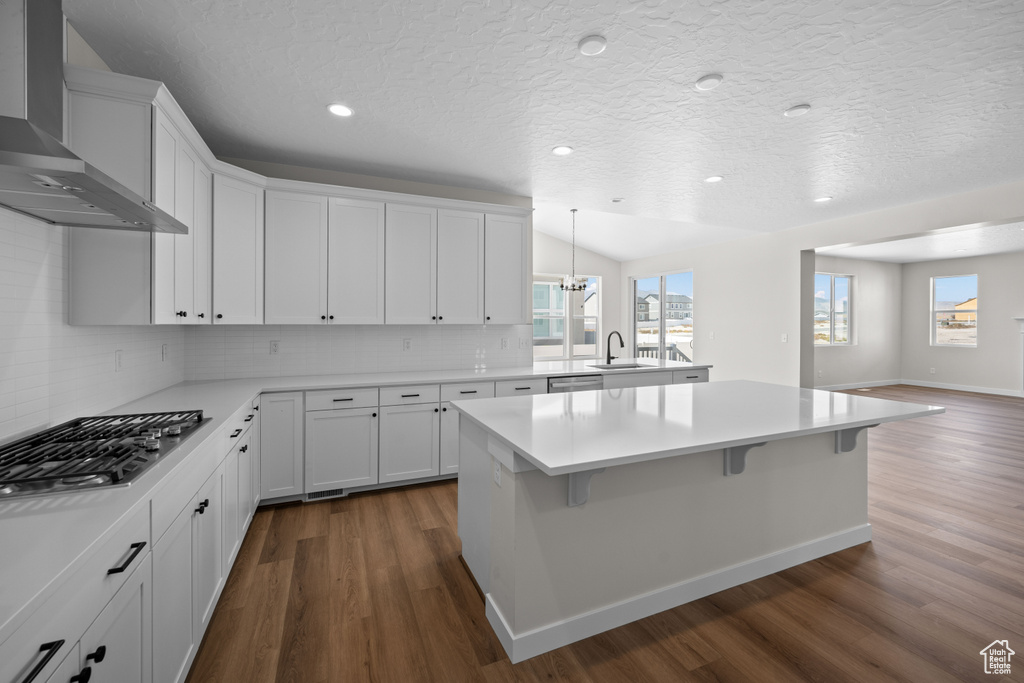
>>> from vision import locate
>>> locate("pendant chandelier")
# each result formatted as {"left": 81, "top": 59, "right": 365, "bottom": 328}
{"left": 560, "top": 209, "right": 587, "bottom": 292}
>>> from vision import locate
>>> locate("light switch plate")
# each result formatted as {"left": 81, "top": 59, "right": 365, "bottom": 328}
{"left": 493, "top": 459, "right": 502, "bottom": 487}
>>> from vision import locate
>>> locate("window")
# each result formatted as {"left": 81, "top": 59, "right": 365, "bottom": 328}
{"left": 632, "top": 271, "right": 693, "bottom": 361}
{"left": 814, "top": 274, "right": 852, "bottom": 345}
{"left": 533, "top": 276, "right": 600, "bottom": 360}
{"left": 932, "top": 275, "right": 977, "bottom": 346}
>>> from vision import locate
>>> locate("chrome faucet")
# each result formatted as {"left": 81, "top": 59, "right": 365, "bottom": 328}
{"left": 606, "top": 330, "right": 624, "bottom": 365}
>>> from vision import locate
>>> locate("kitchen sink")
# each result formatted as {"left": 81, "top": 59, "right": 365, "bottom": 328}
{"left": 587, "top": 363, "right": 650, "bottom": 370}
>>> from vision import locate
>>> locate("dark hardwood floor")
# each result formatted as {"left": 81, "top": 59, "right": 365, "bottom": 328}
{"left": 185, "top": 385, "right": 1024, "bottom": 682}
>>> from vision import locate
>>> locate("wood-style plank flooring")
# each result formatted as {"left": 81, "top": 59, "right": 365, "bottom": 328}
{"left": 186, "top": 385, "right": 1024, "bottom": 682}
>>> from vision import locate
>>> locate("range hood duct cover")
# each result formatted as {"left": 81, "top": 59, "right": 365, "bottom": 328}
{"left": 0, "top": 0, "right": 187, "bottom": 233}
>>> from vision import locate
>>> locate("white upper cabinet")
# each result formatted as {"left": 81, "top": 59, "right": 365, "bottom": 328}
{"left": 213, "top": 173, "right": 265, "bottom": 324}
{"left": 436, "top": 209, "right": 484, "bottom": 325}
{"left": 385, "top": 203, "right": 437, "bottom": 324}
{"left": 328, "top": 197, "right": 386, "bottom": 324}
{"left": 264, "top": 191, "right": 329, "bottom": 324}
{"left": 485, "top": 213, "right": 529, "bottom": 324}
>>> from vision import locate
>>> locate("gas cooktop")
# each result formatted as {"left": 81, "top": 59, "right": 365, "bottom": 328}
{"left": 0, "top": 410, "right": 208, "bottom": 499}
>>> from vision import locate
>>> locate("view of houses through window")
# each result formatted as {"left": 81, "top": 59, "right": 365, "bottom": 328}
{"left": 533, "top": 276, "right": 600, "bottom": 359}
{"left": 932, "top": 275, "right": 978, "bottom": 346}
{"left": 633, "top": 272, "right": 693, "bottom": 361}
{"left": 814, "top": 273, "right": 851, "bottom": 345}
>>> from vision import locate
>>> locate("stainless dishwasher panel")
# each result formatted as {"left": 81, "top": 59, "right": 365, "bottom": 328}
{"left": 547, "top": 375, "right": 604, "bottom": 393}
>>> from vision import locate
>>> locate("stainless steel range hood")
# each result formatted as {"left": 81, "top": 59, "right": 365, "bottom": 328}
{"left": 0, "top": 0, "right": 187, "bottom": 233}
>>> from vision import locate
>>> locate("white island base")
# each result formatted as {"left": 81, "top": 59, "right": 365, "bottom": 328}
{"left": 454, "top": 382, "right": 943, "bottom": 663}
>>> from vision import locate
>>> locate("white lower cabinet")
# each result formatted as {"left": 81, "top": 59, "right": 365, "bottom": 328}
{"left": 222, "top": 439, "right": 240, "bottom": 571}
{"left": 306, "top": 407, "right": 380, "bottom": 492}
{"left": 250, "top": 398, "right": 262, "bottom": 515}
{"left": 602, "top": 370, "right": 675, "bottom": 389}
{"left": 439, "top": 382, "right": 495, "bottom": 474}
{"left": 260, "top": 392, "right": 304, "bottom": 500}
{"left": 77, "top": 554, "right": 153, "bottom": 683}
{"left": 494, "top": 378, "right": 547, "bottom": 397}
{"left": 379, "top": 403, "right": 440, "bottom": 483}
{"left": 673, "top": 368, "right": 710, "bottom": 383}
{"left": 193, "top": 469, "right": 224, "bottom": 636}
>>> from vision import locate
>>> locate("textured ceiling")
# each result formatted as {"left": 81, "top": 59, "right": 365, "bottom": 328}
{"left": 65, "top": 0, "right": 1024, "bottom": 260}
{"left": 818, "top": 219, "right": 1024, "bottom": 263}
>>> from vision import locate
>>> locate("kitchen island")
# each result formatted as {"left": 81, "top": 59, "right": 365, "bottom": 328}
{"left": 452, "top": 380, "right": 943, "bottom": 663}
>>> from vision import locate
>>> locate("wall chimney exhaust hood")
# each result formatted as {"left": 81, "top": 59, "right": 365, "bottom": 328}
{"left": 0, "top": 0, "right": 187, "bottom": 233}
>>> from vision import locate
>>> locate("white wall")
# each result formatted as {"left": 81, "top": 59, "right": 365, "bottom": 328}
{"left": 901, "top": 251, "right": 1024, "bottom": 394}
{"left": 814, "top": 256, "right": 902, "bottom": 389}
{"left": 0, "top": 209, "right": 185, "bottom": 443}
{"left": 532, "top": 231, "right": 623, "bottom": 356}
{"left": 623, "top": 178, "right": 1024, "bottom": 387}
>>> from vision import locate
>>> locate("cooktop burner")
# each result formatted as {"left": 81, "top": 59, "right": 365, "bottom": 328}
{"left": 0, "top": 410, "right": 208, "bottom": 499}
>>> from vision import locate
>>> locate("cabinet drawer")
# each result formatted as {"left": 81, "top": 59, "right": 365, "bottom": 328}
{"left": 379, "top": 384, "right": 440, "bottom": 406}
{"left": 0, "top": 503, "right": 150, "bottom": 683}
{"left": 440, "top": 382, "right": 495, "bottom": 402}
{"left": 494, "top": 378, "right": 547, "bottom": 397}
{"left": 673, "top": 368, "right": 709, "bottom": 384}
{"left": 306, "top": 387, "right": 379, "bottom": 411}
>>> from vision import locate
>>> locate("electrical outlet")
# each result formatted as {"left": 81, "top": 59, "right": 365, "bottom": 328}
{"left": 519, "top": 337, "right": 528, "bottom": 350}
{"left": 818, "top": 370, "right": 823, "bottom": 378}
{"left": 493, "top": 459, "right": 502, "bottom": 487}
{"left": 781, "top": 333, "right": 788, "bottom": 343}
{"left": 114, "top": 349, "right": 123, "bottom": 373}
{"left": 709, "top": 331, "right": 716, "bottom": 340}
{"left": 403, "top": 338, "right": 412, "bottom": 351}
{"left": 501, "top": 337, "right": 509, "bottom": 350}
{"left": 270, "top": 341, "right": 280, "bottom": 355}
{"left": 161, "top": 344, "right": 168, "bottom": 362}
{"left": 929, "top": 367, "right": 936, "bottom": 374}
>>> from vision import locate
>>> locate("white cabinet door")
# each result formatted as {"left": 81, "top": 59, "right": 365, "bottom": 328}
{"left": 238, "top": 435, "right": 254, "bottom": 533}
{"left": 265, "top": 191, "right": 329, "bottom": 324}
{"left": 152, "top": 502, "right": 194, "bottom": 683}
{"left": 385, "top": 204, "right": 437, "bottom": 324}
{"left": 260, "top": 392, "right": 304, "bottom": 499}
{"left": 212, "top": 174, "right": 264, "bottom": 324}
{"left": 328, "top": 197, "right": 385, "bottom": 324}
{"left": 436, "top": 209, "right": 484, "bottom": 325}
{"left": 193, "top": 164, "right": 213, "bottom": 324}
{"left": 193, "top": 469, "right": 223, "bottom": 636}
{"left": 79, "top": 554, "right": 153, "bottom": 683}
{"left": 222, "top": 443, "right": 240, "bottom": 570}
{"left": 440, "top": 402, "right": 460, "bottom": 474}
{"left": 484, "top": 213, "right": 529, "bottom": 324}
{"left": 305, "top": 407, "right": 379, "bottom": 491}
{"left": 602, "top": 371, "right": 675, "bottom": 389}
{"left": 673, "top": 368, "right": 709, "bottom": 384}
{"left": 251, "top": 398, "right": 262, "bottom": 511}
{"left": 379, "top": 403, "right": 440, "bottom": 483}
{"left": 172, "top": 142, "right": 198, "bottom": 322}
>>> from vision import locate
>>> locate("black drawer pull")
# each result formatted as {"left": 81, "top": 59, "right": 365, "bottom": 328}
{"left": 686, "top": 375, "right": 698, "bottom": 379}
{"left": 401, "top": 394, "right": 420, "bottom": 398}
{"left": 244, "top": 414, "right": 254, "bottom": 421}
{"left": 230, "top": 428, "right": 242, "bottom": 438}
{"left": 515, "top": 387, "right": 531, "bottom": 390}
{"left": 333, "top": 398, "right": 354, "bottom": 402}
{"left": 86, "top": 646, "right": 106, "bottom": 664}
{"left": 240, "top": 445, "right": 248, "bottom": 453}
{"left": 195, "top": 498, "right": 209, "bottom": 515}
{"left": 442, "top": 407, "right": 447, "bottom": 412}
{"left": 107, "top": 542, "right": 146, "bottom": 575}
{"left": 21, "top": 640, "right": 64, "bottom": 683}
{"left": 459, "top": 390, "right": 477, "bottom": 394}
{"left": 372, "top": 412, "right": 377, "bottom": 417}
{"left": 70, "top": 667, "right": 92, "bottom": 683}
{"left": 434, "top": 407, "right": 439, "bottom": 413}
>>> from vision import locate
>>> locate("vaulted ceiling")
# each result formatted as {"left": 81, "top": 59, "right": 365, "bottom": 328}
{"left": 66, "top": 0, "right": 1024, "bottom": 260}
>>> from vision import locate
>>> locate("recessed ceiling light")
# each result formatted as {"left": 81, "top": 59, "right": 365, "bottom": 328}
{"left": 551, "top": 146, "right": 574, "bottom": 156}
{"left": 704, "top": 175, "right": 724, "bottom": 183}
{"left": 327, "top": 104, "right": 354, "bottom": 117}
{"left": 784, "top": 104, "right": 812, "bottom": 117}
{"left": 578, "top": 35, "right": 607, "bottom": 56}
{"left": 695, "top": 74, "right": 724, "bottom": 91}
{"left": 814, "top": 196, "right": 833, "bottom": 203}
{"left": 611, "top": 197, "right": 624, "bottom": 203}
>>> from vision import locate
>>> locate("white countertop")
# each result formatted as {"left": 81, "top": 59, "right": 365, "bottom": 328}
{"left": 0, "top": 358, "right": 704, "bottom": 643}
{"left": 452, "top": 380, "right": 945, "bottom": 475}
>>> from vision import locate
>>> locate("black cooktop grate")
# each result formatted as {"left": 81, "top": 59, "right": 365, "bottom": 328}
{"left": 0, "top": 410, "right": 205, "bottom": 495}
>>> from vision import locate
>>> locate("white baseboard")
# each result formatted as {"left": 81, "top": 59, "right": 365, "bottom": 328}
{"left": 816, "top": 380, "right": 901, "bottom": 391}
{"left": 485, "top": 524, "right": 872, "bottom": 664}
{"left": 899, "top": 379, "right": 1024, "bottom": 398}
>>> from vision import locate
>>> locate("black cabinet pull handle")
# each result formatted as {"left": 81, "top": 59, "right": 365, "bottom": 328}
{"left": 21, "top": 640, "right": 64, "bottom": 683}
{"left": 244, "top": 414, "right": 254, "bottom": 421}
{"left": 240, "top": 445, "right": 248, "bottom": 453}
{"left": 333, "top": 398, "right": 354, "bottom": 402}
{"left": 486, "top": 316, "right": 491, "bottom": 321}
{"left": 86, "top": 646, "right": 106, "bottom": 664}
{"left": 254, "top": 405, "right": 259, "bottom": 411}
{"left": 182, "top": 311, "right": 187, "bottom": 317}
{"left": 329, "top": 315, "right": 335, "bottom": 320}
{"left": 442, "top": 407, "right": 447, "bottom": 412}
{"left": 197, "top": 313, "right": 205, "bottom": 318}
{"left": 686, "top": 375, "right": 698, "bottom": 379}
{"left": 431, "top": 316, "right": 436, "bottom": 320}
{"left": 107, "top": 542, "right": 146, "bottom": 575}
{"left": 434, "top": 407, "right": 439, "bottom": 413}
{"left": 459, "top": 390, "right": 477, "bottom": 394}
{"left": 401, "top": 394, "right": 420, "bottom": 398}
{"left": 438, "top": 316, "right": 443, "bottom": 320}
{"left": 515, "top": 387, "right": 530, "bottom": 390}
{"left": 195, "top": 498, "right": 209, "bottom": 515}
{"left": 372, "top": 412, "right": 377, "bottom": 417}
{"left": 216, "top": 314, "right": 223, "bottom": 319}
{"left": 321, "top": 315, "right": 326, "bottom": 320}
{"left": 230, "top": 428, "right": 242, "bottom": 437}
{"left": 70, "top": 667, "right": 92, "bottom": 683}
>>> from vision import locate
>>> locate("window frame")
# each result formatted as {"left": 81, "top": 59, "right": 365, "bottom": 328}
{"left": 930, "top": 274, "right": 978, "bottom": 348}
{"left": 532, "top": 275, "right": 601, "bottom": 361}
{"left": 630, "top": 271, "right": 694, "bottom": 362}
{"left": 814, "top": 273, "right": 853, "bottom": 346}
